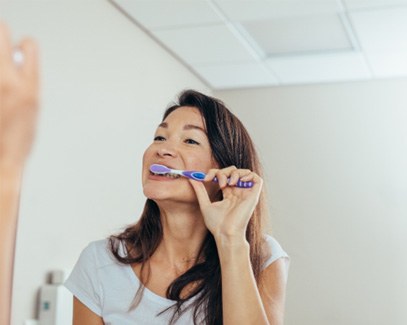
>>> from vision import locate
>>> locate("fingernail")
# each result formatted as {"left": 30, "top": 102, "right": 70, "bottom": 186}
{"left": 13, "top": 48, "right": 24, "bottom": 66}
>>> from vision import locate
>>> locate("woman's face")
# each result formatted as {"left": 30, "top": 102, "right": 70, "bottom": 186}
{"left": 142, "top": 106, "right": 219, "bottom": 205}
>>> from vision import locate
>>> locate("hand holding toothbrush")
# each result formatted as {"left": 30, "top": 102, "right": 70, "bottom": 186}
{"left": 188, "top": 165, "right": 263, "bottom": 244}
{"left": 149, "top": 164, "right": 254, "bottom": 188}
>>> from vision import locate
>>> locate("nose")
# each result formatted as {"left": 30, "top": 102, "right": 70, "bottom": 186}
{"left": 156, "top": 144, "right": 177, "bottom": 158}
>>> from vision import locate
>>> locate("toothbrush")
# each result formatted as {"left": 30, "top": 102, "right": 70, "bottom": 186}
{"left": 150, "top": 164, "right": 254, "bottom": 188}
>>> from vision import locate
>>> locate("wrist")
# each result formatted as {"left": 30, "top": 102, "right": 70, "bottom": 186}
{"left": 214, "top": 232, "right": 247, "bottom": 247}
{"left": 215, "top": 234, "right": 250, "bottom": 261}
{"left": 0, "top": 162, "right": 24, "bottom": 228}
{"left": 0, "top": 162, "right": 24, "bottom": 192}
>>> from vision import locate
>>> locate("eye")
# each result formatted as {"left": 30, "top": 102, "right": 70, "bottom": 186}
{"left": 154, "top": 135, "right": 166, "bottom": 141}
{"left": 185, "top": 138, "right": 200, "bottom": 145}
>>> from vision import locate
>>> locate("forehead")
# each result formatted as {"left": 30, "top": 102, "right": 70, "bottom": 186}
{"left": 163, "top": 106, "right": 204, "bottom": 126}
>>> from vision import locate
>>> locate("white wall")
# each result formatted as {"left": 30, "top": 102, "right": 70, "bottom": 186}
{"left": 0, "top": 1, "right": 209, "bottom": 324}
{"left": 215, "top": 80, "right": 407, "bottom": 325}
{"left": 3, "top": 2, "right": 407, "bottom": 325}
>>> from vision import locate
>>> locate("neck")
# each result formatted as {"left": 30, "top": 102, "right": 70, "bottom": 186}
{"left": 153, "top": 201, "right": 208, "bottom": 271}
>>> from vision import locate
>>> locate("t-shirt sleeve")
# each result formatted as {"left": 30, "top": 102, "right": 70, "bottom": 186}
{"left": 262, "top": 235, "right": 290, "bottom": 273}
{"left": 64, "top": 242, "right": 104, "bottom": 316}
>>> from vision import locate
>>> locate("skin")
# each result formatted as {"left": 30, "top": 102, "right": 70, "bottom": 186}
{"left": 0, "top": 22, "right": 40, "bottom": 325}
{"left": 74, "top": 106, "right": 288, "bottom": 324}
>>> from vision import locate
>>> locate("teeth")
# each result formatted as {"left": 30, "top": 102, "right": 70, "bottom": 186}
{"left": 151, "top": 172, "right": 180, "bottom": 179}
{"left": 164, "top": 173, "right": 180, "bottom": 179}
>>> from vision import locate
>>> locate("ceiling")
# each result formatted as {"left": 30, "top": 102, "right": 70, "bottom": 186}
{"left": 110, "top": 0, "right": 407, "bottom": 90}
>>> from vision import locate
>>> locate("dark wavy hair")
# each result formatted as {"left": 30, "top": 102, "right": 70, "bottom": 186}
{"left": 109, "top": 89, "right": 268, "bottom": 324}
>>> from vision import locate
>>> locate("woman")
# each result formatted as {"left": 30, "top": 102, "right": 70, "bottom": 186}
{"left": 65, "top": 90, "right": 289, "bottom": 324}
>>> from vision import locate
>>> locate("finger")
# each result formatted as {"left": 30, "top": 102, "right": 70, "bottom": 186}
{"left": 0, "top": 22, "right": 13, "bottom": 73}
{"left": 240, "top": 172, "right": 255, "bottom": 182}
{"left": 189, "top": 179, "right": 211, "bottom": 207}
{"left": 215, "top": 170, "right": 229, "bottom": 188}
{"left": 204, "top": 168, "right": 219, "bottom": 182}
{"left": 221, "top": 165, "right": 237, "bottom": 174}
{"left": 228, "top": 170, "right": 241, "bottom": 186}
{"left": 210, "top": 165, "right": 236, "bottom": 181}
{"left": 232, "top": 172, "right": 262, "bottom": 191}
{"left": 19, "top": 38, "right": 39, "bottom": 90}
{"left": 249, "top": 174, "right": 263, "bottom": 191}
{"left": 205, "top": 168, "right": 228, "bottom": 188}
{"left": 230, "top": 169, "right": 252, "bottom": 186}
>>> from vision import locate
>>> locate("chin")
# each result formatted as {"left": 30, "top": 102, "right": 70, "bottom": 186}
{"left": 143, "top": 186, "right": 197, "bottom": 205}
{"left": 143, "top": 186, "right": 169, "bottom": 201}
{"left": 143, "top": 185, "right": 177, "bottom": 200}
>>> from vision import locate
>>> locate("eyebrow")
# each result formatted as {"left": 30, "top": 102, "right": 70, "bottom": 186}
{"left": 158, "top": 122, "right": 206, "bottom": 134}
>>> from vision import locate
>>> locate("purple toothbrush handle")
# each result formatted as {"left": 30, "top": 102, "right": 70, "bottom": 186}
{"left": 182, "top": 170, "right": 253, "bottom": 188}
{"left": 213, "top": 177, "right": 254, "bottom": 188}
{"left": 182, "top": 171, "right": 206, "bottom": 181}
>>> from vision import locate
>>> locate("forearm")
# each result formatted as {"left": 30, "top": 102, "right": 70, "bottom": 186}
{"left": 216, "top": 236, "right": 269, "bottom": 325}
{"left": 0, "top": 164, "right": 23, "bottom": 325}
{"left": 0, "top": 24, "right": 40, "bottom": 325}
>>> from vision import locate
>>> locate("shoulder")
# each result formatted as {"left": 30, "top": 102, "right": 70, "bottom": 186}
{"left": 259, "top": 236, "right": 289, "bottom": 324}
{"left": 261, "top": 234, "right": 289, "bottom": 271}
{"left": 77, "top": 238, "right": 118, "bottom": 269}
{"left": 64, "top": 239, "right": 115, "bottom": 317}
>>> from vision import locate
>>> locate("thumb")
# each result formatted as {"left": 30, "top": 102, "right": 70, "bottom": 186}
{"left": 189, "top": 179, "right": 211, "bottom": 207}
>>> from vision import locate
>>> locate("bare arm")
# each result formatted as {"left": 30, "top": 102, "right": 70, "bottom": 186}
{"left": 0, "top": 22, "right": 39, "bottom": 325}
{"left": 73, "top": 297, "right": 104, "bottom": 325}
{"left": 216, "top": 238, "right": 288, "bottom": 325}
{"left": 190, "top": 166, "right": 288, "bottom": 324}
{"left": 216, "top": 238, "right": 269, "bottom": 324}
{"left": 0, "top": 166, "right": 23, "bottom": 325}
{"left": 258, "top": 258, "right": 288, "bottom": 324}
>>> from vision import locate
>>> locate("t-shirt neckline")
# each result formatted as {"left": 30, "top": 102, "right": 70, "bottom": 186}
{"left": 124, "top": 264, "right": 178, "bottom": 306}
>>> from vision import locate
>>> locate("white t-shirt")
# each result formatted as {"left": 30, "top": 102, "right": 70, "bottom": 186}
{"left": 64, "top": 235, "right": 289, "bottom": 325}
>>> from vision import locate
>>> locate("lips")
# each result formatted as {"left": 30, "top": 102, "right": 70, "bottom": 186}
{"left": 151, "top": 162, "right": 179, "bottom": 170}
{"left": 149, "top": 171, "right": 181, "bottom": 179}
{"left": 145, "top": 163, "right": 183, "bottom": 182}
{"left": 148, "top": 172, "right": 180, "bottom": 181}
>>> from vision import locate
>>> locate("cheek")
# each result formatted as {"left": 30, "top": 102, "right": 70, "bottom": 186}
{"left": 142, "top": 146, "right": 154, "bottom": 179}
{"left": 186, "top": 152, "right": 217, "bottom": 171}
{"left": 143, "top": 145, "right": 155, "bottom": 164}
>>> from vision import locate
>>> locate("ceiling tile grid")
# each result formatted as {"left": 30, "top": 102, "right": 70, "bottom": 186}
{"left": 152, "top": 24, "right": 257, "bottom": 65}
{"left": 194, "top": 61, "right": 280, "bottom": 89}
{"left": 112, "top": 0, "right": 223, "bottom": 29}
{"left": 213, "top": 0, "right": 341, "bottom": 21}
{"left": 110, "top": 0, "right": 407, "bottom": 89}
{"left": 266, "top": 51, "right": 371, "bottom": 85}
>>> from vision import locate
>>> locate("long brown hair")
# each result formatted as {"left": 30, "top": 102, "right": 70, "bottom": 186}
{"left": 109, "top": 89, "right": 268, "bottom": 324}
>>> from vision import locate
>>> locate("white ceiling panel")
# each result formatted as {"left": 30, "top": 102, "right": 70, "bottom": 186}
{"left": 113, "top": 0, "right": 222, "bottom": 30}
{"left": 266, "top": 51, "right": 371, "bottom": 84}
{"left": 365, "top": 51, "right": 407, "bottom": 77}
{"left": 214, "top": 0, "right": 341, "bottom": 21}
{"left": 350, "top": 7, "right": 407, "bottom": 51}
{"left": 111, "top": 0, "right": 407, "bottom": 89}
{"left": 350, "top": 7, "right": 407, "bottom": 76}
{"left": 194, "top": 62, "right": 279, "bottom": 89}
{"left": 153, "top": 24, "right": 256, "bottom": 65}
{"left": 344, "top": 0, "right": 407, "bottom": 10}
{"left": 242, "top": 13, "right": 352, "bottom": 56}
